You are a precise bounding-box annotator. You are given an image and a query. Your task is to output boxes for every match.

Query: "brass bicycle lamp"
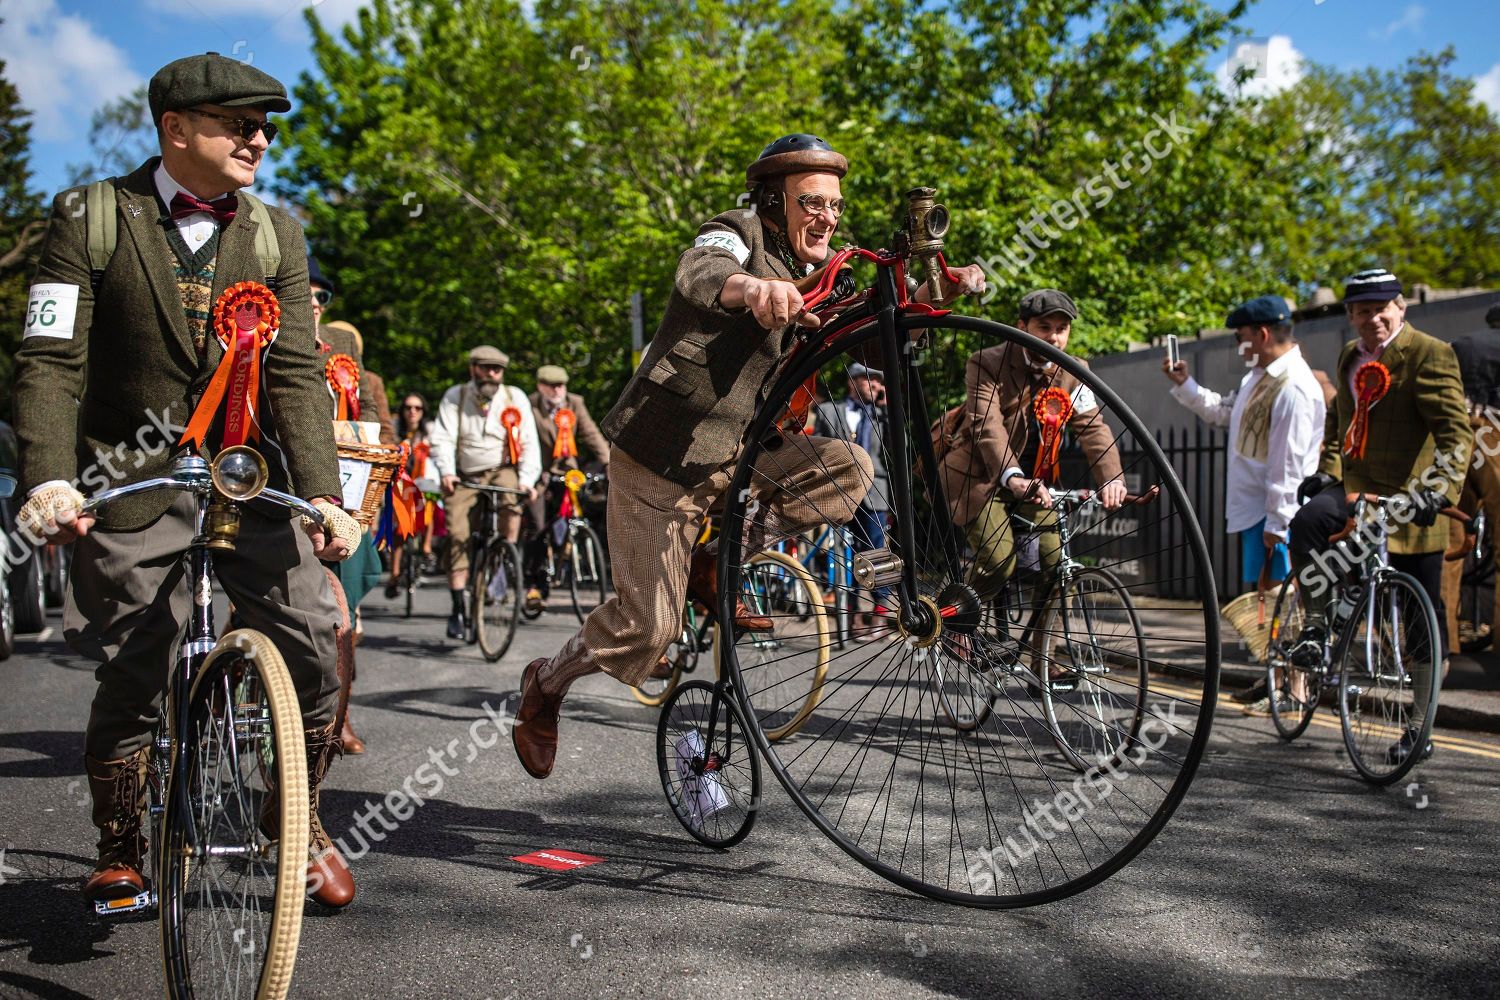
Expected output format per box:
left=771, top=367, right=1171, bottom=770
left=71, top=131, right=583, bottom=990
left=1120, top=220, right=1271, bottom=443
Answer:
left=205, top=446, right=269, bottom=551
left=905, top=186, right=953, bottom=303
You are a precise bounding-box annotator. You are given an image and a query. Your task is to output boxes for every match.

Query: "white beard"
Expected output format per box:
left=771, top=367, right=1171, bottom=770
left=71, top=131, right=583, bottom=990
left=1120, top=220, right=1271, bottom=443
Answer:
left=474, top=380, right=501, bottom=401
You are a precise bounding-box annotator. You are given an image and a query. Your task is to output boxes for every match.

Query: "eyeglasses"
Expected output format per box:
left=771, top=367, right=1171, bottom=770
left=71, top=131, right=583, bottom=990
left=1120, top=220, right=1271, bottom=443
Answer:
left=186, top=108, right=279, bottom=144
left=402, top=404, right=424, bottom=411
left=474, top=363, right=506, bottom=373
left=795, top=193, right=846, bottom=219
left=311, top=288, right=333, bottom=307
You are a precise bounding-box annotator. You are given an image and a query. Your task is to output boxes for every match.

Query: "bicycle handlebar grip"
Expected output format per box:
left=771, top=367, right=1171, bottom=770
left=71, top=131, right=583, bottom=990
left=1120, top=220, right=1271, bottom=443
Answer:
left=1123, top=485, right=1161, bottom=506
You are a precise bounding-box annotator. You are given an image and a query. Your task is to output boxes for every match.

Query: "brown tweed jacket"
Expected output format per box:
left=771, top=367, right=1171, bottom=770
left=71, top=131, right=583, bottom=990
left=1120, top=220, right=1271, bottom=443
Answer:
left=14, top=158, right=340, bottom=529
left=939, top=342, right=1123, bottom=527
left=529, top=390, right=610, bottom=473
left=601, top=208, right=814, bottom=487
left=1317, top=323, right=1470, bottom=554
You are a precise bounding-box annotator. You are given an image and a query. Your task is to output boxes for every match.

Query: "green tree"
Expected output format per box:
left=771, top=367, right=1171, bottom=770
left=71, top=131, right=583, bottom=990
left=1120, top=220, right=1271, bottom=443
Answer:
left=0, top=47, right=45, bottom=417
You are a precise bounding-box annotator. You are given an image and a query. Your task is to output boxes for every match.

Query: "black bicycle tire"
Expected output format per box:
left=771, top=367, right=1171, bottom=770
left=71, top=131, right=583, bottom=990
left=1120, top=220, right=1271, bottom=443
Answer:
left=1037, top=566, right=1149, bottom=771
left=1337, top=570, right=1442, bottom=785
left=656, top=680, right=761, bottom=849
left=1266, top=575, right=1318, bottom=741
left=12, top=546, right=45, bottom=633
left=720, top=311, right=1221, bottom=908
left=402, top=538, right=417, bottom=619
left=567, top=521, right=608, bottom=625
left=476, top=541, right=524, bottom=662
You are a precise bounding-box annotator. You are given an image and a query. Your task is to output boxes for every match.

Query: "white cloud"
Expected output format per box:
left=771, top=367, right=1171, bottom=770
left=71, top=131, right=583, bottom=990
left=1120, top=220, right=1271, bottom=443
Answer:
left=1371, top=4, right=1425, bottom=40
left=1475, top=63, right=1500, bottom=118
left=0, top=0, right=141, bottom=142
left=1215, top=35, right=1305, bottom=100
left=141, top=0, right=368, bottom=42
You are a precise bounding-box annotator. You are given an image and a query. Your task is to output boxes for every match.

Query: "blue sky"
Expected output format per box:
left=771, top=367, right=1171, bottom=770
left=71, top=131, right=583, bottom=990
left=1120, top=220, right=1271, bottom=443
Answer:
left=4, top=0, right=1498, bottom=200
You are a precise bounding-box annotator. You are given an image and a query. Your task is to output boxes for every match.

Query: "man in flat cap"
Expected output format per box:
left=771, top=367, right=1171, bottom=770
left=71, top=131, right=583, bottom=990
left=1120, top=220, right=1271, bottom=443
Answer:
left=1163, top=294, right=1326, bottom=706
left=1286, top=268, right=1470, bottom=763
left=524, top=364, right=610, bottom=612
left=936, top=290, right=1126, bottom=669
left=14, top=53, right=360, bottom=909
left=429, top=345, right=541, bottom=638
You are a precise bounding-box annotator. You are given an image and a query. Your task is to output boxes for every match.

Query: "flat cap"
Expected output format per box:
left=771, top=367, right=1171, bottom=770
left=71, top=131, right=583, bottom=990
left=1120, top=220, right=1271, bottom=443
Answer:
left=1018, top=288, right=1078, bottom=321
left=469, top=345, right=509, bottom=366
left=847, top=362, right=884, bottom=379
left=536, top=365, right=569, bottom=385
left=307, top=255, right=334, bottom=292
left=1342, top=268, right=1403, bottom=304
left=149, top=53, right=290, bottom=124
left=1225, top=294, right=1292, bottom=329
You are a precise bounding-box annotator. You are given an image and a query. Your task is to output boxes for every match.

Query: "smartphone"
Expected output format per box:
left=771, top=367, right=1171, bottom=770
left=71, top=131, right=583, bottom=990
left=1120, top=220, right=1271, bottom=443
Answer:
left=1166, top=334, right=1181, bottom=369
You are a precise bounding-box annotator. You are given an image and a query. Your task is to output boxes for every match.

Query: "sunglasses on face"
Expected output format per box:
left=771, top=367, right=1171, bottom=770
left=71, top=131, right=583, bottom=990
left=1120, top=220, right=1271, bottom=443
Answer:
left=403, top=404, right=424, bottom=411
left=474, top=364, right=506, bottom=374
left=795, top=193, right=846, bottom=218
left=311, top=288, right=333, bottom=307
left=186, top=108, right=279, bottom=144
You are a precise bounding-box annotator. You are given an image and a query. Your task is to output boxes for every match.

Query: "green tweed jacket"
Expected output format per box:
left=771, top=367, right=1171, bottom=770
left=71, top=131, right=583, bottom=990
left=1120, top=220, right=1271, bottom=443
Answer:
left=601, top=208, right=813, bottom=487
left=13, top=158, right=341, bottom=530
left=1317, top=323, right=1470, bottom=554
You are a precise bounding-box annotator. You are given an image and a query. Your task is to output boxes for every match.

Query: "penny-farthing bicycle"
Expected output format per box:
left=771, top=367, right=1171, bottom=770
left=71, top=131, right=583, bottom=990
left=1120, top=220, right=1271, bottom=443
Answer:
left=658, top=187, right=1220, bottom=907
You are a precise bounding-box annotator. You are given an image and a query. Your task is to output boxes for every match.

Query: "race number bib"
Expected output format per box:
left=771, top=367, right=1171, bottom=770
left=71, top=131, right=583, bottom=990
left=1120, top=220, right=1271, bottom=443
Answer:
left=24, top=283, right=80, bottom=339
left=338, top=458, right=372, bottom=512
left=1071, top=383, right=1098, bottom=414
left=694, top=229, right=750, bottom=265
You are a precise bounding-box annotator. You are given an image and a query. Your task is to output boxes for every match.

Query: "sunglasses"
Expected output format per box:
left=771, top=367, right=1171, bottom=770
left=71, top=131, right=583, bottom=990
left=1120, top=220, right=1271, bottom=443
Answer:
left=186, top=108, right=279, bottom=144
left=311, top=288, right=333, bottom=307
left=795, top=193, right=846, bottom=218
left=402, top=404, right=425, bottom=411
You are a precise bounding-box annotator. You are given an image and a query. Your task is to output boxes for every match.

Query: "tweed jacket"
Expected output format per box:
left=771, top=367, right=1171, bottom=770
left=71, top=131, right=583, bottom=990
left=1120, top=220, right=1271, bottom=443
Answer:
left=529, top=390, right=610, bottom=474
left=1317, top=323, right=1470, bottom=554
left=814, top=397, right=890, bottom=512
left=938, top=342, right=1123, bottom=527
left=14, top=158, right=340, bottom=530
left=601, top=208, right=816, bottom=486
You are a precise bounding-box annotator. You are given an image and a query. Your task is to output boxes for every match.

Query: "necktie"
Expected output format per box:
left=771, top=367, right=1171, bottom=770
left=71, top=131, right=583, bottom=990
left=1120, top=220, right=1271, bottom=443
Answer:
left=169, top=191, right=237, bottom=226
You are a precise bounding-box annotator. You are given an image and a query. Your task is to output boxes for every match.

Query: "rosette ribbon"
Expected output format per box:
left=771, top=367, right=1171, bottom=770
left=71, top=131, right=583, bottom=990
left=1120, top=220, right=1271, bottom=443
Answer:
left=780, top=375, right=819, bottom=435
left=325, top=354, right=362, bottom=421
left=1031, top=386, right=1073, bottom=484
left=180, top=282, right=280, bottom=448
left=552, top=408, right=578, bottom=460
left=410, top=439, right=431, bottom=479
left=375, top=442, right=424, bottom=551
left=500, top=406, right=523, bottom=466
left=1343, top=360, right=1390, bottom=460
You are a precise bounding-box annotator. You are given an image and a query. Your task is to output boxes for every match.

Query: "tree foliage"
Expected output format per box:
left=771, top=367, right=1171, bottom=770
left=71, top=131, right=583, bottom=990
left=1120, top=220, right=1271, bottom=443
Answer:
left=0, top=44, right=44, bottom=416
left=65, top=85, right=156, bottom=186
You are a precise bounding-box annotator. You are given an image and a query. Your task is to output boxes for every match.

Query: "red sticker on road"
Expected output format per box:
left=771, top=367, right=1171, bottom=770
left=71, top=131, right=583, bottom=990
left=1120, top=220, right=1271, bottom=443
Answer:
left=512, top=849, right=605, bottom=872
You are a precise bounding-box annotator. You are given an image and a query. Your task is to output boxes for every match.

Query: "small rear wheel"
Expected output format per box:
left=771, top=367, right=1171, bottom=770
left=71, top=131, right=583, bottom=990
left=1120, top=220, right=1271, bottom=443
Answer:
left=657, top=680, right=761, bottom=849
left=475, top=542, right=524, bottom=662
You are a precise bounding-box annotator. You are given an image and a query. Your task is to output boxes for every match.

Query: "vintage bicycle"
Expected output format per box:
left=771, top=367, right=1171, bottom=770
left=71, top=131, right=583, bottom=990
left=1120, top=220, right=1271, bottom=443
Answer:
left=1265, top=492, right=1471, bottom=784
left=657, top=186, right=1220, bottom=907
left=519, top=469, right=609, bottom=625
left=458, top=479, right=527, bottom=662
left=76, top=447, right=319, bottom=999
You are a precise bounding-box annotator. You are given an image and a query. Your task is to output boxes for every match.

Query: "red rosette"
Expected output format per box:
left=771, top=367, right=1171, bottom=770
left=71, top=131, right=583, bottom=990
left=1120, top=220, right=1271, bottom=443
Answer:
left=325, top=353, right=362, bottom=421
left=553, top=407, right=578, bottom=460
left=500, top=406, right=523, bottom=466
left=1031, top=386, right=1073, bottom=484
left=1343, top=360, right=1391, bottom=460
left=180, top=281, right=280, bottom=448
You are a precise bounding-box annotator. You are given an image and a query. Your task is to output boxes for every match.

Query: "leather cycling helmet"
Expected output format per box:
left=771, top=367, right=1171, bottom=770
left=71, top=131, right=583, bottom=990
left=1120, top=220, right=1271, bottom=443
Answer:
left=746, top=133, right=847, bottom=231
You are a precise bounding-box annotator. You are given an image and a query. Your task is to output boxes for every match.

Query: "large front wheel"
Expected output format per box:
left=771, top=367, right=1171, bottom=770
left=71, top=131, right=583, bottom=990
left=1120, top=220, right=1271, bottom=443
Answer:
left=159, top=629, right=308, bottom=1000
left=720, top=312, right=1219, bottom=907
left=475, top=541, right=524, bottom=662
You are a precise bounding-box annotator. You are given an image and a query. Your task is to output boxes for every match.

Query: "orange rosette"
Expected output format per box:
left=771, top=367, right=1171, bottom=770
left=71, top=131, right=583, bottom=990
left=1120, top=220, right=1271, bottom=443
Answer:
left=779, top=375, right=819, bottom=435
left=500, top=406, right=524, bottom=466
left=1031, top=386, right=1073, bottom=484
left=1343, top=360, right=1390, bottom=460
left=180, top=281, right=280, bottom=448
left=552, top=408, right=578, bottom=460
left=325, top=354, right=362, bottom=421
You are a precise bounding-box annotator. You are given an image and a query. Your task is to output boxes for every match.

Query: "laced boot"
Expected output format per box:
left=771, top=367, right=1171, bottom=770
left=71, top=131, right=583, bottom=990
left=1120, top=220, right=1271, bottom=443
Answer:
left=82, top=748, right=150, bottom=904
left=304, top=722, right=355, bottom=908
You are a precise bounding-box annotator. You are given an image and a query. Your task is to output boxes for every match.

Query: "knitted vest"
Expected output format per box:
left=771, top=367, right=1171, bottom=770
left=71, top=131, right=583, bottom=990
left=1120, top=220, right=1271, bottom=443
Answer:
left=162, top=226, right=219, bottom=356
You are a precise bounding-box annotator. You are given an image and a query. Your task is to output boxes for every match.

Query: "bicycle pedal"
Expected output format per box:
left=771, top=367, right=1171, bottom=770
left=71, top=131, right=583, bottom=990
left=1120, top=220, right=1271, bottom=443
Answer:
left=94, top=888, right=155, bottom=917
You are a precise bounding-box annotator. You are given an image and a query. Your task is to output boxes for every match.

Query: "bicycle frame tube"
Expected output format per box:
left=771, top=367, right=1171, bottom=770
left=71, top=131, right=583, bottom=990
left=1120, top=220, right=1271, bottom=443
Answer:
left=168, top=492, right=219, bottom=849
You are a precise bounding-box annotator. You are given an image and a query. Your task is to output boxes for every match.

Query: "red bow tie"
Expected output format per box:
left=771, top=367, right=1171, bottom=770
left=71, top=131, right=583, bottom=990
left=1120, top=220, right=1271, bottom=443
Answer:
left=169, top=191, right=237, bottom=225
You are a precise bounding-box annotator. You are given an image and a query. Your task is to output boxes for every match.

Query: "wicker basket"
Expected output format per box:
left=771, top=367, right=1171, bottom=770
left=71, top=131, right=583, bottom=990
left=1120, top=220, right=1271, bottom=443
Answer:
left=336, top=441, right=402, bottom=527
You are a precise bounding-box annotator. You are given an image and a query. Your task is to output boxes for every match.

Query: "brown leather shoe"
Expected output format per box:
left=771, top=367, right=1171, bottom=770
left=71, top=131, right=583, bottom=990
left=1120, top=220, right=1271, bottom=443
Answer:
left=339, top=712, right=366, bottom=755
left=649, top=655, right=676, bottom=680
left=686, top=546, right=773, bottom=632
left=513, top=659, right=564, bottom=779
left=82, top=749, right=150, bottom=904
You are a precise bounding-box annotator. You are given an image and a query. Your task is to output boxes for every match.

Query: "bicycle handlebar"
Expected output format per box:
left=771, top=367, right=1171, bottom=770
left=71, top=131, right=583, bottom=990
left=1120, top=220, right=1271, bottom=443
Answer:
left=1327, top=491, right=1473, bottom=561
left=83, top=474, right=328, bottom=530
left=459, top=481, right=530, bottom=496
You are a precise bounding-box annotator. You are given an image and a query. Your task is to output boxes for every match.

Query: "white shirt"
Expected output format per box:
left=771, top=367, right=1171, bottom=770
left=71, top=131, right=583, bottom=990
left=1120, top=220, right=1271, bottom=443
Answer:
left=153, top=162, right=231, bottom=253
left=1170, top=345, right=1326, bottom=537
left=428, top=381, right=541, bottom=488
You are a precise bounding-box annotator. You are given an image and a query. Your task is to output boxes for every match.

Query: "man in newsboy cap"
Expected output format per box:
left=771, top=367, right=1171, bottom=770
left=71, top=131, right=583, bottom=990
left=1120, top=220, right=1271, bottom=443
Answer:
left=13, top=53, right=360, bottom=909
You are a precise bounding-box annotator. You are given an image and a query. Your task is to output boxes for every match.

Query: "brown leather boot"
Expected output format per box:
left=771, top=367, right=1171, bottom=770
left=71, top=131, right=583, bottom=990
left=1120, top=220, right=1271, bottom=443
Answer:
left=304, top=722, right=355, bottom=908
left=339, top=711, right=366, bottom=756
left=512, top=659, right=564, bottom=779
left=82, top=749, right=150, bottom=904
left=686, top=546, right=773, bottom=632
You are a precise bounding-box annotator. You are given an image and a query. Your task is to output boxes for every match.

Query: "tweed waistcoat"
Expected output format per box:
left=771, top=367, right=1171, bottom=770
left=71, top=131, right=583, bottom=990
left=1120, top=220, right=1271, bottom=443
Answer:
left=161, top=226, right=218, bottom=356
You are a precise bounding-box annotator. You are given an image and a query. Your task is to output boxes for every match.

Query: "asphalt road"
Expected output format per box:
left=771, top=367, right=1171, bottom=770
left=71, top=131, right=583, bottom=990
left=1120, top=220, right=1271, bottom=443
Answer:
left=3, top=581, right=1499, bottom=1000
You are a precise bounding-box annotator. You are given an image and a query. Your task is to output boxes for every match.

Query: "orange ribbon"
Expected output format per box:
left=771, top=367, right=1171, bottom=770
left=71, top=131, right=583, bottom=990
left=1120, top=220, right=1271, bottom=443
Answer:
left=500, top=406, right=523, bottom=465
left=780, top=375, right=819, bottom=434
left=1343, top=360, right=1390, bottom=459
left=325, top=354, right=361, bottom=421
left=410, top=439, right=431, bottom=478
left=180, top=282, right=279, bottom=449
left=1032, top=386, right=1073, bottom=484
left=553, top=408, right=578, bottom=460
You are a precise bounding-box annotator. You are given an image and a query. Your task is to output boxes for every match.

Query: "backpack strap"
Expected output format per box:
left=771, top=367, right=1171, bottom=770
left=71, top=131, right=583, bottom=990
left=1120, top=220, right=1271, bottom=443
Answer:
left=84, top=180, right=117, bottom=293
left=236, top=191, right=283, bottom=288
